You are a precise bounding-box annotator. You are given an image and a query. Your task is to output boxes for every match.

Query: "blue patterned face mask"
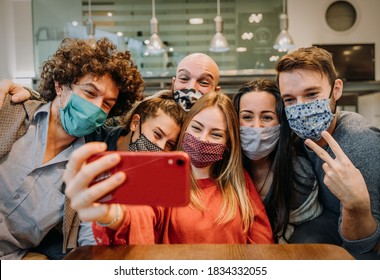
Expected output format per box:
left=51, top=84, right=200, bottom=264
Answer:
left=60, top=90, right=108, bottom=137
left=285, top=99, right=334, bottom=141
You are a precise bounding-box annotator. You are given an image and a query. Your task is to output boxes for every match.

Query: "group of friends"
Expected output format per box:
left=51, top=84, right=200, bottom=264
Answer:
left=0, top=37, right=379, bottom=260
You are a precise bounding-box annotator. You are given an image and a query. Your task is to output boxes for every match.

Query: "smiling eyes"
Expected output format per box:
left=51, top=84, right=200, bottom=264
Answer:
left=177, top=76, right=213, bottom=87
left=81, top=89, right=113, bottom=110
left=190, top=124, right=224, bottom=140
left=283, top=91, right=320, bottom=106
left=241, top=114, right=275, bottom=122
left=152, top=130, right=176, bottom=150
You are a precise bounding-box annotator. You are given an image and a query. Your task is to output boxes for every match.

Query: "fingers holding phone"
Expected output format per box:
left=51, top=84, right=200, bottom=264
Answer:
left=87, top=151, right=191, bottom=207
left=64, top=142, right=127, bottom=222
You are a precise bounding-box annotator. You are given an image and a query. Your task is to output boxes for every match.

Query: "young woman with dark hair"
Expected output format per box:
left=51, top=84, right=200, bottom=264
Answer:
left=232, top=78, right=322, bottom=243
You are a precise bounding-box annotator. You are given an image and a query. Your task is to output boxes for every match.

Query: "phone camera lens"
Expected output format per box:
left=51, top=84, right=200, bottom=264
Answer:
left=176, top=159, right=185, bottom=166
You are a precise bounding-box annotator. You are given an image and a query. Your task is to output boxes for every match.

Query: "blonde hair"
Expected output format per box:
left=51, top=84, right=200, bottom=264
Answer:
left=177, top=92, right=254, bottom=231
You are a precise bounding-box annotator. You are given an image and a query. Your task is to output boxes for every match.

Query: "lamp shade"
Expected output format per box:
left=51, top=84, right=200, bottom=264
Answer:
left=209, top=14, right=229, bottom=52
left=273, top=0, right=295, bottom=53
left=209, top=32, right=229, bottom=52
left=273, top=28, right=295, bottom=52
left=146, top=1, right=165, bottom=55
left=147, top=33, right=165, bottom=54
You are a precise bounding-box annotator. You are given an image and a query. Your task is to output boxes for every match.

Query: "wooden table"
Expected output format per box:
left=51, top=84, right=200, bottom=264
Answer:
left=64, top=244, right=354, bottom=260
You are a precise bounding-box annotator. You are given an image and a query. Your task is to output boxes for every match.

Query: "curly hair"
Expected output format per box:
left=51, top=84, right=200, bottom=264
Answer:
left=38, top=37, right=144, bottom=117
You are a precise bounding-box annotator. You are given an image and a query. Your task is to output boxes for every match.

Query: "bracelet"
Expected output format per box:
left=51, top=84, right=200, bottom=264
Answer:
left=96, top=204, right=121, bottom=227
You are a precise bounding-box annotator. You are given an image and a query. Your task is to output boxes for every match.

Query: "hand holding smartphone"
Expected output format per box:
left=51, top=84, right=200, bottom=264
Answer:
left=87, top=151, right=191, bottom=207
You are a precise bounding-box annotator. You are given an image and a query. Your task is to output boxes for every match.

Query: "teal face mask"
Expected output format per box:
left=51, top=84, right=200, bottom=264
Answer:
left=59, top=93, right=108, bottom=137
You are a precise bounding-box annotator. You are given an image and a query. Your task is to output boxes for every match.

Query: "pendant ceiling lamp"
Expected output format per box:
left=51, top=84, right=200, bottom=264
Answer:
left=273, top=0, right=295, bottom=53
left=86, top=0, right=96, bottom=47
left=147, top=0, right=165, bottom=54
left=209, top=0, right=229, bottom=52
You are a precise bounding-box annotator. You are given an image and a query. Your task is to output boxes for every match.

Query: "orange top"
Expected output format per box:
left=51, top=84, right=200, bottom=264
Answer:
left=93, top=172, right=273, bottom=245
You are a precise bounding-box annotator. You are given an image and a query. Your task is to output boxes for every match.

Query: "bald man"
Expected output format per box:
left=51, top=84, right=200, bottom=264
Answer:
left=173, top=53, right=220, bottom=93
left=152, top=53, right=221, bottom=111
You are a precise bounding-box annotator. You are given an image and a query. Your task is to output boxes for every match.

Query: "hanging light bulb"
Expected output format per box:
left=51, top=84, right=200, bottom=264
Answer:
left=86, top=0, right=96, bottom=47
left=209, top=0, right=229, bottom=52
left=273, top=0, right=295, bottom=53
left=146, top=0, right=165, bottom=55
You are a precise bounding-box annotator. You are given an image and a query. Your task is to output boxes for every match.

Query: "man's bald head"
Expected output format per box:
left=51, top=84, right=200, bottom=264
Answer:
left=173, top=53, right=220, bottom=94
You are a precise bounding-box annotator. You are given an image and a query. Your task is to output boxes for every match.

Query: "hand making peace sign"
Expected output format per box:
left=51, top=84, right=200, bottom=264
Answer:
left=304, top=131, right=371, bottom=211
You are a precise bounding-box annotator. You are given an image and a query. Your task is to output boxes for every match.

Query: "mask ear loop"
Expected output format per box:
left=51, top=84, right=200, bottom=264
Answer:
left=129, top=116, right=141, bottom=145
left=139, top=119, right=143, bottom=136
left=59, top=85, right=72, bottom=110
left=329, top=81, right=338, bottom=114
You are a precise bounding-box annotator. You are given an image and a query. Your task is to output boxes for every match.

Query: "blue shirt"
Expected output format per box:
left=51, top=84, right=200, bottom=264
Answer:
left=0, top=102, right=89, bottom=259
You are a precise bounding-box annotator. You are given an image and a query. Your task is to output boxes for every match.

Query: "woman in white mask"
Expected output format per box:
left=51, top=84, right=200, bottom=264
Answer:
left=232, top=79, right=322, bottom=243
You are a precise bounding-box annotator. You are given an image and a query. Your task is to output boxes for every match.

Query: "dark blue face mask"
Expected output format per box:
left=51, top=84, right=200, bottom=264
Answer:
left=59, top=92, right=107, bottom=137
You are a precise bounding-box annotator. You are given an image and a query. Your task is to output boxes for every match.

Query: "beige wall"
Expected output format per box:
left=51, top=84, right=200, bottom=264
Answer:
left=358, top=93, right=380, bottom=127
left=0, top=0, right=80, bottom=87
left=288, top=0, right=380, bottom=126
left=0, top=0, right=34, bottom=86
left=289, top=0, right=380, bottom=81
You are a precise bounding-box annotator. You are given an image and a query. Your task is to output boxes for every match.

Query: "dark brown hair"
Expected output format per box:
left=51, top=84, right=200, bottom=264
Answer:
left=275, top=46, right=337, bottom=87
left=123, top=93, right=186, bottom=134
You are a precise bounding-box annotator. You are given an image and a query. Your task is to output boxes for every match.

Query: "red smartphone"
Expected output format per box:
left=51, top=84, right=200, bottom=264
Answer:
left=87, top=151, right=191, bottom=207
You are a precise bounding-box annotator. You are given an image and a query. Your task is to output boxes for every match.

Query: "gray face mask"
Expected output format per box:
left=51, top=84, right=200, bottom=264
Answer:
left=240, top=124, right=280, bottom=160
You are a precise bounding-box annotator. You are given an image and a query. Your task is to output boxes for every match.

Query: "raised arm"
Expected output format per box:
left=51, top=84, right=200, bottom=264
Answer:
left=0, top=79, right=33, bottom=106
left=304, top=131, right=377, bottom=241
left=63, top=142, right=126, bottom=231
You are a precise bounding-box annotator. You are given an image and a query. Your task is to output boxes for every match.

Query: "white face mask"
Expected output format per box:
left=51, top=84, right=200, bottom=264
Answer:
left=240, top=124, right=280, bottom=160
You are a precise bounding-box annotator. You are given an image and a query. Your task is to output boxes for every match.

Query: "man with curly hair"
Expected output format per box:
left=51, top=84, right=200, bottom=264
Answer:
left=0, top=38, right=144, bottom=259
